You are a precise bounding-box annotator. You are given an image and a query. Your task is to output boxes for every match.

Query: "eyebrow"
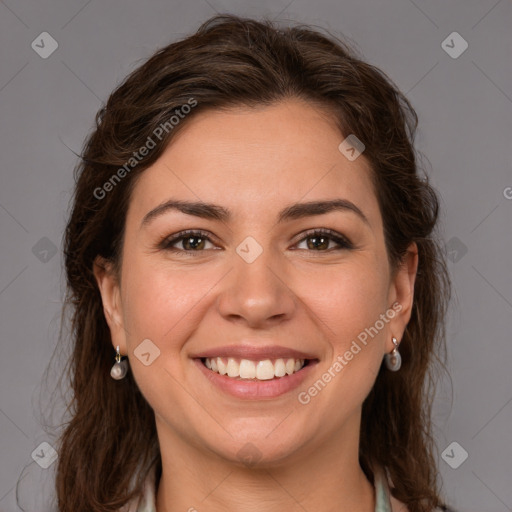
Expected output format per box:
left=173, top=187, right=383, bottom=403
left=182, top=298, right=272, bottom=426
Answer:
left=140, top=198, right=370, bottom=228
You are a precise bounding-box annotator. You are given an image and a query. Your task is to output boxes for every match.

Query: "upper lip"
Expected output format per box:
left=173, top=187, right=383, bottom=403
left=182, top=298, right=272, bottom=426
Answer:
left=191, top=345, right=318, bottom=360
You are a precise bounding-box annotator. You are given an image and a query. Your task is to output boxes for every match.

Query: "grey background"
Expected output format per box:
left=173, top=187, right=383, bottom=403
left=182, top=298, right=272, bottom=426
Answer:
left=0, top=0, right=511, bottom=511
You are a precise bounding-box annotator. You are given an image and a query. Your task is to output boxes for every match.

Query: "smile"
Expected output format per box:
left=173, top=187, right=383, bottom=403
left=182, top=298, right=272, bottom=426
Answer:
left=202, top=357, right=308, bottom=380
left=194, top=357, right=318, bottom=399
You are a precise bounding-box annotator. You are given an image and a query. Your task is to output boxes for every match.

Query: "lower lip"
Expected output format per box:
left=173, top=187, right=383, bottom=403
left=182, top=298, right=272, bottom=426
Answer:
left=193, top=358, right=318, bottom=399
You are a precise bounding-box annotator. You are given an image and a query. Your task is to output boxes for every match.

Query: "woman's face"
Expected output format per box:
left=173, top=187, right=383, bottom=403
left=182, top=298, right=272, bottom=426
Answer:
left=95, top=98, right=417, bottom=467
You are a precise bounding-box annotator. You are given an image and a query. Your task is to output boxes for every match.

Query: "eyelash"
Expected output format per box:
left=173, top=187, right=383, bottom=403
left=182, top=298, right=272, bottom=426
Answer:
left=158, top=228, right=354, bottom=256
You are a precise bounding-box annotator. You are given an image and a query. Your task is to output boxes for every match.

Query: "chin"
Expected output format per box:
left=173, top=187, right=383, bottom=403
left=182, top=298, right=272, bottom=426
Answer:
left=206, top=429, right=309, bottom=469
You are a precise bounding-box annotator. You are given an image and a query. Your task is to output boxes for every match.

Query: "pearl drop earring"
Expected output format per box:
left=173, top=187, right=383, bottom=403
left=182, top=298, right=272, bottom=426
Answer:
left=110, top=345, right=129, bottom=380
left=385, top=337, right=401, bottom=372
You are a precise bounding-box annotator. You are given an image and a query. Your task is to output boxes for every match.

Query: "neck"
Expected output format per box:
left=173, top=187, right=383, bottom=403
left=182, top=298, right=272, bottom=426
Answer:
left=155, top=415, right=376, bottom=512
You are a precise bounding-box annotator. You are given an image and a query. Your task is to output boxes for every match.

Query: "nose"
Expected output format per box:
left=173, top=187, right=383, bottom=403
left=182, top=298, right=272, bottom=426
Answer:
left=216, top=243, right=297, bottom=329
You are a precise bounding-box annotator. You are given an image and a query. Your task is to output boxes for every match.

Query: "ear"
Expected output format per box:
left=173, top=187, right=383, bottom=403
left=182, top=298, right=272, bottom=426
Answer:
left=386, top=242, right=419, bottom=353
left=93, top=255, right=128, bottom=355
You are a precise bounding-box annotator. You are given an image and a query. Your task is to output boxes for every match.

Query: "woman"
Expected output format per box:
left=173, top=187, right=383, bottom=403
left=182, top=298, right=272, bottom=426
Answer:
left=55, top=13, right=453, bottom=512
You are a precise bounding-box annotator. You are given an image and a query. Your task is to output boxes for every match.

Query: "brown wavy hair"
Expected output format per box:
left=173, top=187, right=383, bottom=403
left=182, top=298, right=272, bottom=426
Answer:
left=38, top=13, right=452, bottom=512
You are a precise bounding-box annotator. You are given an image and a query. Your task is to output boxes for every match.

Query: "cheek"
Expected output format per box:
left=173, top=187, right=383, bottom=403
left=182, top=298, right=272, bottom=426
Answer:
left=317, top=259, right=389, bottom=339
left=118, top=258, right=208, bottom=413
left=118, top=255, right=227, bottom=402
left=319, top=261, right=389, bottom=388
left=120, top=253, right=211, bottom=342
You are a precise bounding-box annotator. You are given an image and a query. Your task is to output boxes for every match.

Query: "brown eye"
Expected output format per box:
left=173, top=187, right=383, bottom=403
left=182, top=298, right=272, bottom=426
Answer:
left=180, top=235, right=207, bottom=250
left=295, top=229, right=353, bottom=251
left=159, top=230, right=216, bottom=253
left=306, top=235, right=330, bottom=250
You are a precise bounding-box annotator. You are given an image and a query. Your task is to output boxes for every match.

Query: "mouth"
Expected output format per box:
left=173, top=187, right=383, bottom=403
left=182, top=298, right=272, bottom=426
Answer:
left=199, top=356, right=315, bottom=381
left=193, top=356, right=319, bottom=399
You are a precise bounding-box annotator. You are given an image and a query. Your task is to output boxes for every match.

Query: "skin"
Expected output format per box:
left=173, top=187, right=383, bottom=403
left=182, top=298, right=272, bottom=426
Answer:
left=94, top=98, right=417, bottom=512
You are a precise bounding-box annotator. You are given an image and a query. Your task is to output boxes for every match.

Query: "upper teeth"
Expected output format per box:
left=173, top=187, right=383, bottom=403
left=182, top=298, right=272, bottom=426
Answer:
left=204, top=357, right=305, bottom=380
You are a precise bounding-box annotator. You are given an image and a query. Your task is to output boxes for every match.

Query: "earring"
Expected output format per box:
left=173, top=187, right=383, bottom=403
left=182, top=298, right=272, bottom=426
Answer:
left=385, top=337, right=401, bottom=371
left=110, top=345, right=129, bottom=380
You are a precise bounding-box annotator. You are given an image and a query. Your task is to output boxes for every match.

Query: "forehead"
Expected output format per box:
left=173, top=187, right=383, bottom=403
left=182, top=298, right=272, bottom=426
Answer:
left=127, top=99, right=381, bottom=229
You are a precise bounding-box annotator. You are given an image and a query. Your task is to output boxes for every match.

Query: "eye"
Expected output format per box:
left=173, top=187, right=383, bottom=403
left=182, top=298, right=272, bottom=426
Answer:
left=293, top=228, right=353, bottom=251
left=159, top=230, right=217, bottom=253
left=158, top=228, right=353, bottom=255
